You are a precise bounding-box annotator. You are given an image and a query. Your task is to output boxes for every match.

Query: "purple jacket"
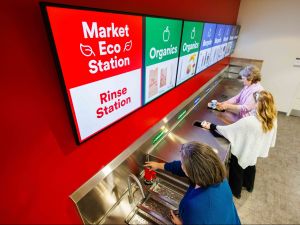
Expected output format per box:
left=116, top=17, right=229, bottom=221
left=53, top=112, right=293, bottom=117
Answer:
left=225, top=82, right=264, bottom=118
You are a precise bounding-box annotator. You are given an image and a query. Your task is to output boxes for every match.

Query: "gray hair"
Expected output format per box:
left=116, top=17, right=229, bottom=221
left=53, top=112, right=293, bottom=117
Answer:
left=180, top=142, right=226, bottom=187
left=239, top=65, right=261, bottom=84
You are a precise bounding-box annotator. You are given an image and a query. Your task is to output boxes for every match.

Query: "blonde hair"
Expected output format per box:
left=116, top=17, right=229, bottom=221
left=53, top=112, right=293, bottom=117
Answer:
left=256, top=90, right=277, bottom=132
left=180, top=142, right=226, bottom=187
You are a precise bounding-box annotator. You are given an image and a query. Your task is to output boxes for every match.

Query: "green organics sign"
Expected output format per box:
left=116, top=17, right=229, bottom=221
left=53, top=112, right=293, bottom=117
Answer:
left=180, top=21, right=203, bottom=57
left=145, top=17, right=182, bottom=66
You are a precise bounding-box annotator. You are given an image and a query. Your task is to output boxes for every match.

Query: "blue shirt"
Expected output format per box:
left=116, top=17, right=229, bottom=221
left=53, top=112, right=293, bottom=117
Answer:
left=165, top=161, right=241, bottom=224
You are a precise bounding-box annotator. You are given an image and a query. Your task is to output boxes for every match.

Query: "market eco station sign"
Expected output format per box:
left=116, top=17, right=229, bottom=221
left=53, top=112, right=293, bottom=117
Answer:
left=43, top=5, right=142, bottom=142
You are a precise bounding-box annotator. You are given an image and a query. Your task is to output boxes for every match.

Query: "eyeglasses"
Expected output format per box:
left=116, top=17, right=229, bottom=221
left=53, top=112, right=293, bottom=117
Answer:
left=253, top=92, right=260, bottom=102
left=180, top=144, right=185, bottom=153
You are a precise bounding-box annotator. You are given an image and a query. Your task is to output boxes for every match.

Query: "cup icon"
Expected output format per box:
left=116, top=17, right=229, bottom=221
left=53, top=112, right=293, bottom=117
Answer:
left=211, top=100, right=217, bottom=109
left=163, top=26, right=170, bottom=42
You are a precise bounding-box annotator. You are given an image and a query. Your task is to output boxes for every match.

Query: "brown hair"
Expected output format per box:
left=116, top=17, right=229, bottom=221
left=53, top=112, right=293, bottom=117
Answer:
left=256, top=90, right=277, bottom=132
left=243, top=65, right=261, bottom=84
left=180, top=142, right=226, bottom=187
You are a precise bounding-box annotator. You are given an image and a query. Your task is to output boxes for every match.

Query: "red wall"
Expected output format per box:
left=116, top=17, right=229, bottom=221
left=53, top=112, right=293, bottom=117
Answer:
left=1, top=0, right=240, bottom=223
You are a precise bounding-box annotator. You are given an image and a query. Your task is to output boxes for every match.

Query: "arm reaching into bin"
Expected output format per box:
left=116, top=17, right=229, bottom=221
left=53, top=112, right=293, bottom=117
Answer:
left=145, top=161, right=186, bottom=177
left=144, top=161, right=165, bottom=170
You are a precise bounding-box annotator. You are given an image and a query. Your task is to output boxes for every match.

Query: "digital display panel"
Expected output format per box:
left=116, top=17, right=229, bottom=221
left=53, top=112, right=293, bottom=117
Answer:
left=210, top=24, right=225, bottom=65
left=176, top=21, right=203, bottom=86
left=219, top=25, right=232, bottom=59
left=225, top=25, right=236, bottom=57
left=230, top=25, right=241, bottom=54
left=42, top=3, right=240, bottom=143
left=42, top=5, right=143, bottom=142
left=234, top=25, right=241, bottom=40
left=144, top=17, right=182, bottom=104
left=195, top=23, right=217, bottom=73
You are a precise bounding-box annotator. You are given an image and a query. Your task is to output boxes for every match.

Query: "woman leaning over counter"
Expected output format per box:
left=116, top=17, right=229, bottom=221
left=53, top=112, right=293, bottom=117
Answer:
left=216, top=65, right=264, bottom=118
left=202, top=90, right=277, bottom=198
left=145, top=141, right=241, bottom=225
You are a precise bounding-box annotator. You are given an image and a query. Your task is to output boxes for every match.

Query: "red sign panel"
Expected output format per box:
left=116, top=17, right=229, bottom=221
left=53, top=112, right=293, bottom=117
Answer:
left=43, top=5, right=143, bottom=143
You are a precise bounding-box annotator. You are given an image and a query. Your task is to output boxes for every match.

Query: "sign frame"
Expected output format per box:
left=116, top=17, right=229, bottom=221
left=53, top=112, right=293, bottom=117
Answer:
left=40, top=2, right=240, bottom=144
left=40, top=2, right=145, bottom=144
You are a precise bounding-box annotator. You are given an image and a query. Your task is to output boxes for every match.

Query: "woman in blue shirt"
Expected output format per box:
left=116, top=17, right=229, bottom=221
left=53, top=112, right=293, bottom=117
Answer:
left=145, top=141, right=241, bottom=225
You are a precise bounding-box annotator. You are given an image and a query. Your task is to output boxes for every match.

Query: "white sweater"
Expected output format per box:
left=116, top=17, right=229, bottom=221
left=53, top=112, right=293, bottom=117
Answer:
left=217, top=115, right=277, bottom=169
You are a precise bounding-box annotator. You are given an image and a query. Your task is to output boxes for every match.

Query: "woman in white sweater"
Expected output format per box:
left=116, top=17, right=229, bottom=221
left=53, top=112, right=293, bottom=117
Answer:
left=201, top=90, right=277, bottom=198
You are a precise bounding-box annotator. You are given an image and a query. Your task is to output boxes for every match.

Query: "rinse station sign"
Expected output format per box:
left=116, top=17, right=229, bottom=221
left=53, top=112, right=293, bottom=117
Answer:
left=43, top=5, right=143, bottom=142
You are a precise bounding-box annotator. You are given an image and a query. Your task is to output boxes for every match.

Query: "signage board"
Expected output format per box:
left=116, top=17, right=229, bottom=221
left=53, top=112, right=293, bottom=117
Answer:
left=143, top=17, right=182, bottom=104
left=219, top=25, right=232, bottom=59
left=42, top=5, right=143, bottom=142
left=225, top=25, right=236, bottom=57
left=229, top=25, right=241, bottom=54
left=210, top=24, right=225, bottom=65
left=42, top=3, right=241, bottom=143
left=176, top=21, right=203, bottom=85
left=234, top=25, right=241, bottom=40
left=195, top=23, right=217, bottom=73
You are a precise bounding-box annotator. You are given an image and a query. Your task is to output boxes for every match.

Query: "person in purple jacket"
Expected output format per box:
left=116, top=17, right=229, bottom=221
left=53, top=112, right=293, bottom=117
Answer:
left=145, top=141, right=241, bottom=225
left=217, top=65, right=264, bottom=118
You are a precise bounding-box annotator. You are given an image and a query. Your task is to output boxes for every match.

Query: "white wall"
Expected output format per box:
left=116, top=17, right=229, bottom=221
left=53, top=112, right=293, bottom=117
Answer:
left=233, top=0, right=300, bottom=113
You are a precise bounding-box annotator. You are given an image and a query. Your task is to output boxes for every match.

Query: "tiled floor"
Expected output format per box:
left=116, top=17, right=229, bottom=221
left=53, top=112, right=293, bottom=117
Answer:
left=234, top=113, right=300, bottom=224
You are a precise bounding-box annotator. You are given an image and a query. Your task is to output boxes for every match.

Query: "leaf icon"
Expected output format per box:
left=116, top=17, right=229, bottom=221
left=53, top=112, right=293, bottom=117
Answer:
left=80, top=43, right=95, bottom=57
left=123, top=40, right=132, bottom=52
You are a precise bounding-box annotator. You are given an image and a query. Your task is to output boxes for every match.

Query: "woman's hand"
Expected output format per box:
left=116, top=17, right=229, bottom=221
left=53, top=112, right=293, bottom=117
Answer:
left=170, top=210, right=182, bottom=225
left=144, top=161, right=165, bottom=170
left=217, top=102, right=227, bottom=110
left=201, top=120, right=211, bottom=130
left=218, top=102, right=241, bottom=114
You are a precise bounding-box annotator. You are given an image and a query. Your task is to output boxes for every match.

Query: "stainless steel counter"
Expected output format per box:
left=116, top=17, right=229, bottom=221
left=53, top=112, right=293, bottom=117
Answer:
left=71, top=75, right=244, bottom=225
left=149, top=78, right=243, bottom=163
